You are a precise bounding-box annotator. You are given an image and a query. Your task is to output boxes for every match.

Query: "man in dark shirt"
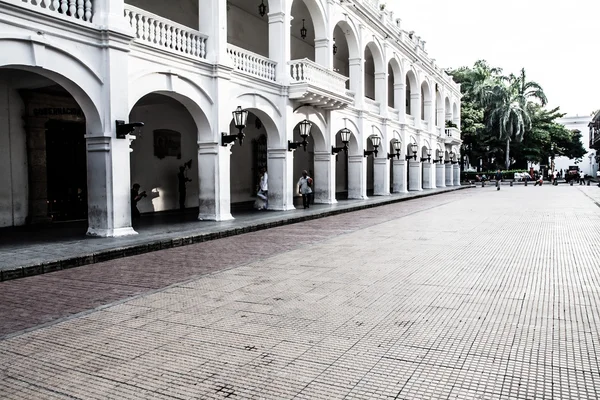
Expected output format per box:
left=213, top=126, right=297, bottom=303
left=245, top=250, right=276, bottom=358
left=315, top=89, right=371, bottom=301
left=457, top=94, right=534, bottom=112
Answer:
left=495, top=169, right=502, bottom=191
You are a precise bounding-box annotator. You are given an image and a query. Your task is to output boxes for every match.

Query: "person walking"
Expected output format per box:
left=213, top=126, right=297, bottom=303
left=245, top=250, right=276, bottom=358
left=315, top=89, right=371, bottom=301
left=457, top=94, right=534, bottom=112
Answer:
left=552, top=170, right=558, bottom=186
left=495, top=169, right=502, bottom=191
left=297, top=170, right=313, bottom=209
left=579, top=170, right=585, bottom=185
left=258, top=167, right=268, bottom=210
left=177, top=166, right=192, bottom=210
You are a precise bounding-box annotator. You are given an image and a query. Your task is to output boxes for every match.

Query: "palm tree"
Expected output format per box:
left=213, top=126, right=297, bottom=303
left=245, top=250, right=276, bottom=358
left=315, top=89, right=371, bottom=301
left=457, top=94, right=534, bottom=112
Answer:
left=508, top=68, right=547, bottom=108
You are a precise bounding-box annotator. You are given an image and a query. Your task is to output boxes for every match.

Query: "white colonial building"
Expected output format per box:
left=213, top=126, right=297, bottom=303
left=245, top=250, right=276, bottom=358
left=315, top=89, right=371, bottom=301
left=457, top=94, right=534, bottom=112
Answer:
left=0, top=0, right=462, bottom=236
left=555, top=115, right=598, bottom=177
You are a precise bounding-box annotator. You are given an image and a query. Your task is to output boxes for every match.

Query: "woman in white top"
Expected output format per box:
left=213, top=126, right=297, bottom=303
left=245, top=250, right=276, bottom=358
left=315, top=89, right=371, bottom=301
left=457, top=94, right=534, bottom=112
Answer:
left=297, top=170, right=313, bottom=209
left=579, top=170, right=585, bottom=185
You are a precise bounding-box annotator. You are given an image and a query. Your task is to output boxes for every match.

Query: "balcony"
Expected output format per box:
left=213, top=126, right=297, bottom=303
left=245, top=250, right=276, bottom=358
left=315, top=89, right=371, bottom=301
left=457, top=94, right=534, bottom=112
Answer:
left=388, top=107, right=400, bottom=120
left=227, top=44, right=277, bottom=82
left=365, top=98, right=380, bottom=114
left=4, top=0, right=94, bottom=23
left=125, top=5, right=207, bottom=60
left=288, top=59, right=354, bottom=110
left=445, top=127, right=462, bottom=144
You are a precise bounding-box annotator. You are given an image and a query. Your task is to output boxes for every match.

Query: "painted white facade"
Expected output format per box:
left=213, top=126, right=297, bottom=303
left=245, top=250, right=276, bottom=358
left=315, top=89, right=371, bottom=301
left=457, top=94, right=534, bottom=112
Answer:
left=0, top=0, right=462, bottom=235
left=556, top=115, right=598, bottom=177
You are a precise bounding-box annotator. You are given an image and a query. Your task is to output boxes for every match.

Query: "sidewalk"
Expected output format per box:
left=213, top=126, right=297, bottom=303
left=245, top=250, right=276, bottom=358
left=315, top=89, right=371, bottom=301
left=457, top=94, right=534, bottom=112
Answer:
left=0, top=186, right=469, bottom=281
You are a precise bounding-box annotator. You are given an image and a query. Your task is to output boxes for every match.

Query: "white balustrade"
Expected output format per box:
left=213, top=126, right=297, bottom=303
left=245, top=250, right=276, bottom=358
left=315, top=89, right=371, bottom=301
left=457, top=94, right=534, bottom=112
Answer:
left=227, top=45, right=277, bottom=82
left=289, top=59, right=348, bottom=94
left=445, top=127, right=461, bottom=141
left=388, top=107, right=400, bottom=119
left=125, top=5, right=207, bottom=59
left=406, top=115, right=415, bottom=126
left=364, top=98, right=380, bottom=114
left=16, top=0, right=93, bottom=22
left=421, top=120, right=429, bottom=132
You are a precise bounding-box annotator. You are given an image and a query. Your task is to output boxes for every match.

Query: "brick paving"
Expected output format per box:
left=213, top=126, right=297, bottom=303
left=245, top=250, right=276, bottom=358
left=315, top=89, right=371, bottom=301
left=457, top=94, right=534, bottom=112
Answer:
left=1, top=185, right=600, bottom=399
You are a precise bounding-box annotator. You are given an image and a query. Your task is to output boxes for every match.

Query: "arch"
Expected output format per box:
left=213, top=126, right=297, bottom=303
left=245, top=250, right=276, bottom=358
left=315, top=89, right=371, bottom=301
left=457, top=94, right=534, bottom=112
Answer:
left=435, top=88, right=443, bottom=127
left=452, top=102, right=459, bottom=124
left=129, top=72, right=214, bottom=142
left=291, top=107, right=328, bottom=150
left=0, top=38, right=103, bottom=134
left=364, top=41, right=385, bottom=73
left=288, top=0, right=327, bottom=40
left=388, top=57, right=402, bottom=84
left=444, top=96, right=452, bottom=123
left=420, top=79, right=432, bottom=122
left=331, top=19, right=360, bottom=60
left=405, top=69, right=419, bottom=117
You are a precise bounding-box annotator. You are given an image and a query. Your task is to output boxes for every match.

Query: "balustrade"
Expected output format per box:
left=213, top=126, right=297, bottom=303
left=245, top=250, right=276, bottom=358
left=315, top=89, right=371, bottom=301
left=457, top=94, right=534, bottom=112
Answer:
left=125, top=5, right=207, bottom=59
left=227, top=45, right=277, bottom=82
left=406, top=115, right=415, bottom=126
left=289, top=59, right=348, bottom=91
left=16, top=0, right=93, bottom=22
left=388, top=107, right=400, bottom=119
left=364, top=98, right=380, bottom=114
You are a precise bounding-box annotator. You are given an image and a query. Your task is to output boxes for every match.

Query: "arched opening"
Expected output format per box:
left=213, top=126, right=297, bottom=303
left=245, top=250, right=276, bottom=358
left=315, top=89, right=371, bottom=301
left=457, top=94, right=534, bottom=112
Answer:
left=435, top=87, right=443, bottom=128
left=0, top=68, right=97, bottom=228
left=227, top=0, right=270, bottom=57
left=366, top=136, right=376, bottom=195
left=445, top=97, right=452, bottom=125
left=388, top=64, right=394, bottom=108
left=128, top=94, right=201, bottom=221
left=406, top=70, right=419, bottom=120
left=291, top=122, right=320, bottom=208
left=332, top=20, right=360, bottom=93
left=290, top=0, right=316, bottom=61
left=364, top=46, right=375, bottom=100
left=421, top=145, right=431, bottom=189
left=452, top=102, right=459, bottom=126
left=421, top=81, right=432, bottom=123
left=334, top=128, right=359, bottom=199
left=333, top=25, right=350, bottom=89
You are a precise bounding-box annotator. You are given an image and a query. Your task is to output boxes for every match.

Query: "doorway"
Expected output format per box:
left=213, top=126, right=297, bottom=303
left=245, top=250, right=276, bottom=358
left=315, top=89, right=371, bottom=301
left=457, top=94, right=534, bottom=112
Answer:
left=45, top=120, right=87, bottom=221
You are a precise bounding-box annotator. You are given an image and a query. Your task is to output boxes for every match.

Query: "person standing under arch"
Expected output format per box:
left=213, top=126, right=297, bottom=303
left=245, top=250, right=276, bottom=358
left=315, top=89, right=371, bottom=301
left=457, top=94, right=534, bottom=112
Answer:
left=297, top=170, right=313, bottom=209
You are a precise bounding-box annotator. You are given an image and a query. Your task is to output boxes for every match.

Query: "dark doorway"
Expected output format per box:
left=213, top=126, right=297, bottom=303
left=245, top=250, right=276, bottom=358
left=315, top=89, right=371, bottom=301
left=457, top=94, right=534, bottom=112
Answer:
left=45, top=120, right=87, bottom=221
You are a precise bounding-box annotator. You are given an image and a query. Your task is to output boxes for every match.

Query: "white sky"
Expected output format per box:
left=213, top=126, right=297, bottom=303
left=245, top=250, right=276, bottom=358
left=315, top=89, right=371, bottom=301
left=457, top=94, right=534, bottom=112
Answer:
left=388, top=0, right=600, bottom=117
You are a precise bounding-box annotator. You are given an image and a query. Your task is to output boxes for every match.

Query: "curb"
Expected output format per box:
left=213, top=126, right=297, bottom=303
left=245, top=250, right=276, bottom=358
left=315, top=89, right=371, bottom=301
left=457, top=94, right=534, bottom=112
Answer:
left=1, top=186, right=472, bottom=282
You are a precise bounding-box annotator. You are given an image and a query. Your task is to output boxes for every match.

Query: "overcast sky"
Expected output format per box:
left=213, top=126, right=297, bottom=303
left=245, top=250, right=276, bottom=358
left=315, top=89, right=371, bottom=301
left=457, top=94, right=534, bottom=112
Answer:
left=388, top=0, right=600, bottom=117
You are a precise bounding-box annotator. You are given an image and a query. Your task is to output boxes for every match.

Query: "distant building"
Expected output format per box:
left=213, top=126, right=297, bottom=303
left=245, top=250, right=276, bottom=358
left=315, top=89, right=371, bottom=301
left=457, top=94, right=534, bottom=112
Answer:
left=555, top=115, right=598, bottom=177
left=589, top=111, right=600, bottom=174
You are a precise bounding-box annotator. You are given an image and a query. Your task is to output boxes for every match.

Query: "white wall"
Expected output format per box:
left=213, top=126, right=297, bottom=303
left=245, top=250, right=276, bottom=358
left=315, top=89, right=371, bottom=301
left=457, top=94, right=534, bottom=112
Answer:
left=126, top=0, right=199, bottom=30
left=556, top=116, right=598, bottom=177
left=129, top=99, right=199, bottom=213
left=0, top=79, right=28, bottom=227
left=227, top=4, right=269, bottom=57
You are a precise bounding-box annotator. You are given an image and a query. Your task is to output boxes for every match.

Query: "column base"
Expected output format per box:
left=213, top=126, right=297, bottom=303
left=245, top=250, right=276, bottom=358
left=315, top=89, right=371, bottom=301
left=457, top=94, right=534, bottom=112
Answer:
left=86, top=226, right=138, bottom=238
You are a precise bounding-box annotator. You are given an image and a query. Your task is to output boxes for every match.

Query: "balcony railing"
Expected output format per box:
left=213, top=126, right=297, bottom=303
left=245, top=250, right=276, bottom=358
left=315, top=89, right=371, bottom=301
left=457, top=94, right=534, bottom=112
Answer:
left=227, top=44, right=277, bottom=82
left=289, top=59, right=348, bottom=91
left=364, top=98, right=380, bottom=114
left=445, top=127, right=461, bottom=141
left=421, top=120, right=429, bottom=132
left=125, top=5, right=207, bottom=59
left=11, top=0, right=93, bottom=22
left=405, top=115, right=415, bottom=126
left=388, top=107, right=400, bottom=120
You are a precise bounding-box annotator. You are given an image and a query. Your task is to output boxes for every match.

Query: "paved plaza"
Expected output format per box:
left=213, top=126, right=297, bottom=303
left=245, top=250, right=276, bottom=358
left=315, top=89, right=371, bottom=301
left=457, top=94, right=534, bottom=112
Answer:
left=1, top=185, right=600, bottom=399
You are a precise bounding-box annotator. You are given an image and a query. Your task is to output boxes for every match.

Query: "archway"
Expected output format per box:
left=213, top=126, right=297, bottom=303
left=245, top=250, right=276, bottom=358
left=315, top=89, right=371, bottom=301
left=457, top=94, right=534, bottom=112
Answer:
left=128, top=94, right=201, bottom=221
left=452, top=102, right=459, bottom=126
left=421, top=144, right=432, bottom=189
left=365, top=46, right=376, bottom=101
left=421, top=80, right=432, bottom=130
left=406, top=70, right=419, bottom=121
left=444, top=97, right=452, bottom=126
left=334, top=127, right=359, bottom=199
left=435, top=87, right=443, bottom=130
left=0, top=68, right=100, bottom=229
left=366, top=136, right=376, bottom=195
left=407, top=140, right=421, bottom=191
left=332, top=20, right=360, bottom=93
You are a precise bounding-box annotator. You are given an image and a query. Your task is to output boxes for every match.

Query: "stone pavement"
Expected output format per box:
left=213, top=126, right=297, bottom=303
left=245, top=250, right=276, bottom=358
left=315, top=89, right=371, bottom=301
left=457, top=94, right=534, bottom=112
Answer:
left=0, top=187, right=465, bottom=281
left=1, top=185, right=600, bottom=399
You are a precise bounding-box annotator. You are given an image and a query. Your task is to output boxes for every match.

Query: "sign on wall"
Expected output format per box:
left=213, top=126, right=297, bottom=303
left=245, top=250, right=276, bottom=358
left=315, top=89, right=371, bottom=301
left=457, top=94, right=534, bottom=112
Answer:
left=154, top=129, right=182, bottom=159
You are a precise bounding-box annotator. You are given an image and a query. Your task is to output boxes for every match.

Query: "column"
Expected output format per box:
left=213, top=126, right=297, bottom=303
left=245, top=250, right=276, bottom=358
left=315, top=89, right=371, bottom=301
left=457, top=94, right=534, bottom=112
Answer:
left=423, top=99, right=433, bottom=132
left=348, top=154, right=366, bottom=199
left=349, top=58, right=364, bottom=109
left=267, top=148, right=295, bottom=210
left=269, top=10, right=291, bottom=85
left=436, top=164, right=446, bottom=187
left=314, top=38, right=332, bottom=69
left=453, top=164, right=461, bottom=186
left=373, top=157, right=390, bottom=196
left=445, top=164, right=454, bottom=186
left=410, top=92, right=420, bottom=126
left=408, top=160, right=422, bottom=191
left=394, top=83, right=405, bottom=123
left=375, top=72, right=387, bottom=115
left=392, top=159, right=408, bottom=193
left=94, top=0, right=131, bottom=32
left=422, top=162, right=433, bottom=189
left=197, top=142, right=233, bottom=221
left=313, top=151, right=337, bottom=204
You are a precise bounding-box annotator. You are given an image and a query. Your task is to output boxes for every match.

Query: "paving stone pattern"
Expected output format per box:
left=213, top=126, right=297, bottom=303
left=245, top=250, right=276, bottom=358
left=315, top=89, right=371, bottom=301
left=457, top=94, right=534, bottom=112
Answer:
left=1, top=185, right=600, bottom=399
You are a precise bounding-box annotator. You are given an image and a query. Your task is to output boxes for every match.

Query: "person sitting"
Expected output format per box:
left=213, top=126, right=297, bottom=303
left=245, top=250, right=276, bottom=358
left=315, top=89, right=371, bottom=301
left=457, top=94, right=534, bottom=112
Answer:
left=131, top=183, right=147, bottom=220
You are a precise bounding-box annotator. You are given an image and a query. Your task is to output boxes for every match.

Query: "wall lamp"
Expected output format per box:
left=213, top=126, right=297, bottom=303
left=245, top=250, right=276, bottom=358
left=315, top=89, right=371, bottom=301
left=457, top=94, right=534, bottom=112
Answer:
left=388, top=139, right=402, bottom=160
left=222, top=106, right=249, bottom=146
left=445, top=151, right=455, bottom=164
left=116, top=120, right=144, bottom=139
left=433, top=152, right=444, bottom=163
left=364, top=135, right=381, bottom=158
left=288, top=119, right=312, bottom=152
left=420, top=148, right=432, bottom=163
left=405, top=142, right=418, bottom=161
left=332, top=127, right=351, bottom=155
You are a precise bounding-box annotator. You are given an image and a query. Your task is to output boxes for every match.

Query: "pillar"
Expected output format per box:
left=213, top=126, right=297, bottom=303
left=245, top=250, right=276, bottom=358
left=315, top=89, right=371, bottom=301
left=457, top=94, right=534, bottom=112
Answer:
left=422, top=162, right=433, bottom=189
left=423, top=99, right=433, bottom=131
left=198, top=142, right=233, bottom=221
left=375, top=72, right=387, bottom=115
left=394, top=83, right=405, bottom=122
left=267, top=148, right=294, bottom=210
left=408, top=160, right=422, bottom=191
left=445, top=164, right=454, bottom=186
left=269, top=10, right=291, bottom=85
left=436, top=164, right=446, bottom=187
left=410, top=92, right=420, bottom=125
left=348, top=154, right=366, bottom=199
left=314, top=38, right=332, bottom=69
left=392, top=159, right=408, bottom=193
left=313, top=151, right=337, bottom=204
left=373, top=157, right=390, bottom=195
left=453, top=164, right=461, bottom=186
left=198, top=0, right=228, bottom=63
left=349, top=58, right=364, bottom=109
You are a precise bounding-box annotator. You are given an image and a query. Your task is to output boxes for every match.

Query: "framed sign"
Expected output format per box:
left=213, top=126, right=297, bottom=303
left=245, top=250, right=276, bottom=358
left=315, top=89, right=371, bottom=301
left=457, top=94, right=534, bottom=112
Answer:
left=154, top=129, right=181, bottom=159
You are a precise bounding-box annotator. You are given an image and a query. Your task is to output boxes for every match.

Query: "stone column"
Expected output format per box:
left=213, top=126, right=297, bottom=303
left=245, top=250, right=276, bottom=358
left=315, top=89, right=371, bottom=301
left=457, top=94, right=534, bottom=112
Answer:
left=373, top=157, right=390, bottom=196
left=349, top=57, right=364, bottom=109
left=445, top=164, right=454, bottom=186
left=198, top=0, right=228, bottom=64
left=197, top=142, right=233, bottom=221
left=392, top=159, right=408, bottom=193
left=267, top=148, right=294, bottom=210
left=348, top=154, right=366, bottom=199
left=410, top=92, right=420, bottom=126
left=269, top=10, right=291, bottom=85
left=453, top=164, right=461, bottom=186
left=422, top=162, right=433, bottom=189
left=408, top=160, right=422, bottom=191
left=394, top=83, right=405, bottom=123
left=436, top=164, right=446, bottom=187
left=375, top=72, right=387, bottom=115
left=423, top=99, right=433, bottom=131
left=314, top=38, right=332, bottom=69
left=313, top=151, right=337, bottom=204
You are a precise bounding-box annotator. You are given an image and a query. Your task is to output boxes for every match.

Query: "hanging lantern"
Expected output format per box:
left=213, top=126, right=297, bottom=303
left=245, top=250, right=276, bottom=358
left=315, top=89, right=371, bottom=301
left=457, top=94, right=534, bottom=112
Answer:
left=333, top=38, right=338, bottom=55
left=300, top=19, right=307, bottom=39
left=258, top=0, right=267, bottom=17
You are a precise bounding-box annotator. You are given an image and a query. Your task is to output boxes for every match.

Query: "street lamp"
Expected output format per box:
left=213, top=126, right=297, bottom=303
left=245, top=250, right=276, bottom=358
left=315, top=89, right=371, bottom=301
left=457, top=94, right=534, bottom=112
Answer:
left=332, top=127, right=352, bottom=155
left=116, top=120, right=144, bottom=139
left=446, top=151, right=455, bottom=164
left=363, top=135, right=381, bottom=157
left=405, top=142, right=418, bottom=161
left=420, top=147, right=432, bottom=163
left=288, top=119, right=312, bottom=152
left=388, top=139, right=402, bottom=160
left=222, top=106, right=249, bottom=146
